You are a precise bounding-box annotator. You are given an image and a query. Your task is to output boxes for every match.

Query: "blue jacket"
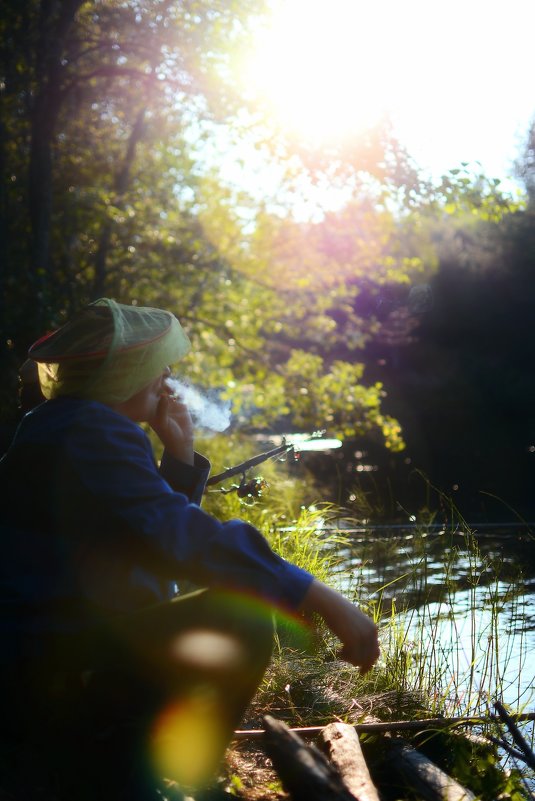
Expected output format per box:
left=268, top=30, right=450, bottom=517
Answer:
left=0, top=398, right=313, bottom=636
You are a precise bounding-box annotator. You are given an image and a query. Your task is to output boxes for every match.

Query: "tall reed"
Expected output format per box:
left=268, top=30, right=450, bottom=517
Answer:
left=198, top=442, right=531, bottom=728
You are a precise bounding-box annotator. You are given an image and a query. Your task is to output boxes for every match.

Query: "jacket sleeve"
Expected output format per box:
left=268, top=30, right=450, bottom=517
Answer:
left=159, top=450, right=210, bottom=505
left=65, top=407, right=314, bottom=612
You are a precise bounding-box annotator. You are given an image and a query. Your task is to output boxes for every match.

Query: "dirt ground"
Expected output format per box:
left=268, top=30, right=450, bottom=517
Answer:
left=222, top=743, right=287, bottom=801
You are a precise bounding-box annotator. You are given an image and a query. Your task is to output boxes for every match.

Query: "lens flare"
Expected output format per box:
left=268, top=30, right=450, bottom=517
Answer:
left=150, top=690, right=227, bottom=788
left=170, top=630, right=247, bottom=671
left=149, top=590, right=313, bottom=787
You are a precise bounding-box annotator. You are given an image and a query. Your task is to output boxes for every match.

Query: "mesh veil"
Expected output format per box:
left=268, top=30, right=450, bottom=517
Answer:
left=29, top=299, right=190, bottom=404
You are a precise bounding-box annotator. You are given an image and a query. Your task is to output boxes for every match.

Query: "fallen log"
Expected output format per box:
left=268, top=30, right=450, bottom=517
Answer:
left=383, top=739, right=476, bottom=801
left=320, top=722, right=380, bottom=801
left=262, top=714, right=357, bottom=801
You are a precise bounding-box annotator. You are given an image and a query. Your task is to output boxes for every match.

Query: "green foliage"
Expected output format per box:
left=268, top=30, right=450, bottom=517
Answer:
left=423, top=726, right=530, bottom=800
left=0, top=0, right=418, bottom=452
left=3, top=0, right=533, bottom=479
left=430, top=165, right=523, bottom=221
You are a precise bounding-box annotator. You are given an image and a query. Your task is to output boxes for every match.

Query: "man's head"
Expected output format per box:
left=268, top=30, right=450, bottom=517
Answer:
left=28, top=298, right=190, bottom=405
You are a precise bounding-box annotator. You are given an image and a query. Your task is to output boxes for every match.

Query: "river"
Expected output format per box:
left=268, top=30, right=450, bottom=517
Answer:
left=327, top=522, right=535, bottom=784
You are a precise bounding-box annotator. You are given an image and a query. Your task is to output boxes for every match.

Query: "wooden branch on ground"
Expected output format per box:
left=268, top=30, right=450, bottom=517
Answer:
left=494, top=700, right=535, bottom=770
left=485, top=733, right=527, bottom=762
left=233, top=711, right=535, bottom=740
left=382, top=739, right=476, bottom=801
left=320, top=722, right=380, bottom=801
left=262, top=715, right=357, bottom=801
left=450, top=728, right=529, bottom=762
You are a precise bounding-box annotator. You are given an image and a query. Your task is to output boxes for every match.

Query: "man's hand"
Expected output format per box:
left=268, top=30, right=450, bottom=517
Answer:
left=150, top=394, right=195, bottom=465
left=299, top=580, right=380, bottom=674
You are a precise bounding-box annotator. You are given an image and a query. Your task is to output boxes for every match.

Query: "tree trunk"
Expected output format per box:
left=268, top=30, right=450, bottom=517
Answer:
left=93, top=107, right=146, bottom=297
left=29, top=95, right=56, bottom=286
left=0, top=114, right=7, bottom=334
left=28, top=0, right=84, bottom=313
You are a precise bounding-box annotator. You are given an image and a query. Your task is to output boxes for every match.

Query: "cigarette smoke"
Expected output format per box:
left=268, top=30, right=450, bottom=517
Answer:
left=166, top=377, right=232, bottom=432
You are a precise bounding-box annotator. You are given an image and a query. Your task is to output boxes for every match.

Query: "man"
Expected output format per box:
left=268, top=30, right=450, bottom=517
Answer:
left=0, top=298, right=379, bottom=800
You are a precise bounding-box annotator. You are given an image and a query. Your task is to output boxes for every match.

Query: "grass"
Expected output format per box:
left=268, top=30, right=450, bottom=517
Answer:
left=204, top=453, right=532, bottom=712
left=201, top=467, right=534, bottom=799
left=151, top=432, right=534, bottom=797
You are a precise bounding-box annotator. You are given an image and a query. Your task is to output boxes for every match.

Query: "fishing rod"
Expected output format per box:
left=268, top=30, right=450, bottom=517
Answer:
left=206, top=433, right=342, bottom=499
left=206, top=440, right=295, bottom=488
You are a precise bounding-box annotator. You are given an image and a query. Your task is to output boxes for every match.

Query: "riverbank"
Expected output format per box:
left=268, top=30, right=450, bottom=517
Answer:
left=200, top=486, right=535, bottom=798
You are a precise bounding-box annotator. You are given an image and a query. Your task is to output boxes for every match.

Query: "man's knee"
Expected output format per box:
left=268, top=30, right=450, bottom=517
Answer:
left=171, top=589, right=275, bottom=677
left=200, top=589, right=275, bottom=659
left=120, top=588, right=275, bottom=681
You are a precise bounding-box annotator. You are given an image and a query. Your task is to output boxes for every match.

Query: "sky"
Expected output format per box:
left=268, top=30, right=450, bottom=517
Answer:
left=235, top=0, right=535, bottom=193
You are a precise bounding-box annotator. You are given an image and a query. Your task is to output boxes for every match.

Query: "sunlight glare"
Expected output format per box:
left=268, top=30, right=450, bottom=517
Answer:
left=244, top=0, right=421, bottom=144
left=242, top=0, right=531, bottom=176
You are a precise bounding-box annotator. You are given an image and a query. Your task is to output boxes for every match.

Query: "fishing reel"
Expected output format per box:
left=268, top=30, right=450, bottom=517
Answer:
left=219, top=474, right=269, bottom=505
left=207, top=439, right=295, bottom=505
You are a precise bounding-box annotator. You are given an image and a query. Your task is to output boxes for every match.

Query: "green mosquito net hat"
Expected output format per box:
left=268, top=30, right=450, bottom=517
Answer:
left=28, top=298, right=190, bottom=404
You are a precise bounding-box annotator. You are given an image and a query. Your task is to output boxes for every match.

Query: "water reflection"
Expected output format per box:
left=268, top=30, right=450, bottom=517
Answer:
left=327, top=525, right=535, bottom=784
left=327, top=526, right=535, bottom=706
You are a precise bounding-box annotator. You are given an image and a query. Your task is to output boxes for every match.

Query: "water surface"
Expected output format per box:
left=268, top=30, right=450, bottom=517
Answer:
left=330, top=524, right=535, bottom=780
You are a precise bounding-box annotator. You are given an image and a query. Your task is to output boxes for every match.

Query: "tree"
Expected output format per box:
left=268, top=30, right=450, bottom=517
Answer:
left=353, top=175, right=535, bottom=521
left=0, top=0, right=419, bottom=455
left=515, top=116, right=535, bottom=208
left=1, top=0, right=265, bottom=331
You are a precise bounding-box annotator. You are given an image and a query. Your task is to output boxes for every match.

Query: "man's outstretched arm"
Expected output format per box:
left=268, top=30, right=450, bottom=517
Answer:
left=299, top=579, right=380, bottom=674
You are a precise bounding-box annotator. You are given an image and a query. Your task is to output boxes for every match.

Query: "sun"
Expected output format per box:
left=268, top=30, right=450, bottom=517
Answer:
left=241, top=0, right=416, bottom=146
left=233, top=0, right=535, bottom=187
